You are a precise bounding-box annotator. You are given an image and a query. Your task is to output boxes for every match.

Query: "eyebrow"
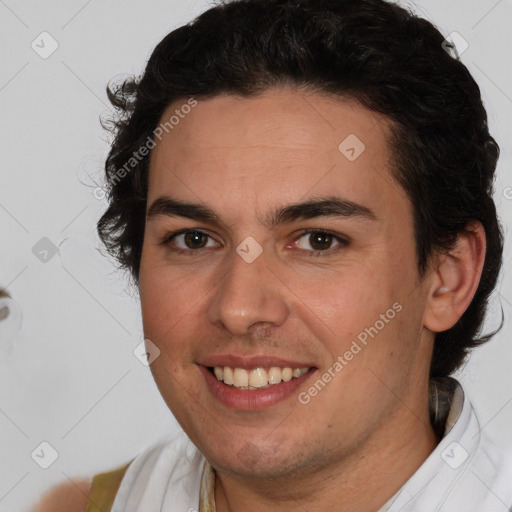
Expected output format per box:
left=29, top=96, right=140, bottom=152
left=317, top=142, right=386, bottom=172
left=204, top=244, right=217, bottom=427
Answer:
left=146, top=195, right=378, bottom=228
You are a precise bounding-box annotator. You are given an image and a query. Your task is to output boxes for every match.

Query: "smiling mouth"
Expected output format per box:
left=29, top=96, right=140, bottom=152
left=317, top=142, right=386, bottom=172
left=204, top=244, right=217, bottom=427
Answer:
left=208, top=366, right=311, bottom=390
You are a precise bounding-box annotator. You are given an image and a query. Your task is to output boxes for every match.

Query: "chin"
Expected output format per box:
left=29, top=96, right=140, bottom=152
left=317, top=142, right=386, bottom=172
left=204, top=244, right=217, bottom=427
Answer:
left=203, top=437, right=311, bottom=479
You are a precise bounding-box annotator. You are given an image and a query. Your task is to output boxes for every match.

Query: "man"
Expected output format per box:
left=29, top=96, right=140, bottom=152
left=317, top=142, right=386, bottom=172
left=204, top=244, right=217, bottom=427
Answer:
left=35, top=0, right=511, bottom=510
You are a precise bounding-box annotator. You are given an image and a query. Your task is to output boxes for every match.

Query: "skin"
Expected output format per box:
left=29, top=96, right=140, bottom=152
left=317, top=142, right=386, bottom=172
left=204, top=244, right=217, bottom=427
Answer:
left=34, top=87, right=486, bottom=512
left=137, top=87, right=485, bottom=511
left=31, top=479, right=90, bottom=512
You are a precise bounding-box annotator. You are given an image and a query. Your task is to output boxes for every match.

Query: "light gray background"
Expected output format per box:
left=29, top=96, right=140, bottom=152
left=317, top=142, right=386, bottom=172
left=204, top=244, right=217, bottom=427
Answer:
left=0, top=1, right=511, bottom=510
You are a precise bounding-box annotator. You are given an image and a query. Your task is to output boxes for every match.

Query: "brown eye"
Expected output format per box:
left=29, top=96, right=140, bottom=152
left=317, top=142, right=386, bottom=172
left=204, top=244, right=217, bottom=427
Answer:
left=294, top=229, right=348, bottom=257
left=183, top=231, right=209, bottom=249
left=308, top=232, right=333, bottom=251
left=163, top=230, right=219, bottom=253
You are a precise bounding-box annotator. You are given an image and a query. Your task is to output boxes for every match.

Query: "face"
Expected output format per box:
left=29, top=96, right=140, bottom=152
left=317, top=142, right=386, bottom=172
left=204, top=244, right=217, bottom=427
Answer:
left=138, top=88, right=436, bottom=479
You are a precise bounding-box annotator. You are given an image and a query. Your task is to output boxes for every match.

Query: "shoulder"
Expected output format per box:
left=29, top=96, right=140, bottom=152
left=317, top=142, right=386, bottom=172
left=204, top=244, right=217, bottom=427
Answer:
left=475, top=433, right=512, bottom=484
left=448, top=432, right=512, bottom=507
left=31, top=477, right=91, bottom=512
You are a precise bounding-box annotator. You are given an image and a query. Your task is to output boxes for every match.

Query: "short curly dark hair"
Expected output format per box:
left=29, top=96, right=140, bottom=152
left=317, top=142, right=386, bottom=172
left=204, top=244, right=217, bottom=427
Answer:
left=97, top=0, right=503, bottom=378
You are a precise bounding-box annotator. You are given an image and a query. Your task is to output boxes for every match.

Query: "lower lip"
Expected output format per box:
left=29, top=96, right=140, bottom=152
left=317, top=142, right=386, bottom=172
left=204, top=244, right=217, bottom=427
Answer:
left=199, top=365, right=315, bottom=410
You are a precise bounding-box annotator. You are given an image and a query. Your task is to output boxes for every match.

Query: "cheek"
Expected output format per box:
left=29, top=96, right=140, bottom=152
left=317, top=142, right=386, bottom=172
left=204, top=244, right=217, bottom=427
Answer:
left=139, top=251, right=192, bottom=345
left=310, top=262, right=396, bottom=323
left=139, top=268, right=203, bottom=396
left=138, top=259, right=218, bottom=377
left=301, top=254, right=418, bottom=368
left=140, top=278, right=193, bottom=342
left=270, top=265, right=394, bottom=366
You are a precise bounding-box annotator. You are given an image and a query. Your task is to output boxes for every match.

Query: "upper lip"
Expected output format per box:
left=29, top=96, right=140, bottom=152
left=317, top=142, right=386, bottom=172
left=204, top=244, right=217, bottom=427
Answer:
left=199, top=354, right=315, bottom=369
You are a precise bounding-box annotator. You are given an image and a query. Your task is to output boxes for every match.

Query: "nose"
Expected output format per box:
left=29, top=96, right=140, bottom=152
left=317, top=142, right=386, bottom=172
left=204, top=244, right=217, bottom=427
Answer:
left=207, top=246, right=290, bottom=337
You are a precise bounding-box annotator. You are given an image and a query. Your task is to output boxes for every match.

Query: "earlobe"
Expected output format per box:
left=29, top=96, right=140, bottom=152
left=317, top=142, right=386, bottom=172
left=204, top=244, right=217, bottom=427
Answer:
left=424, top=221, right=486, bottom=332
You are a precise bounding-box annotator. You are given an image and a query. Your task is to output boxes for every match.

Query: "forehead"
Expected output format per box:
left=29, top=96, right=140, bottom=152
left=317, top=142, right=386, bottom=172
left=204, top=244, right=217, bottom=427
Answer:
left=146, top=88, right=408, bottom=225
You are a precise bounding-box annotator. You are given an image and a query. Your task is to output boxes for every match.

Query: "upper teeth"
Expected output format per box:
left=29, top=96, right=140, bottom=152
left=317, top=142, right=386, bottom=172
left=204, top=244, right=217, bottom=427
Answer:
left=213, top=366, right=310, bottom=389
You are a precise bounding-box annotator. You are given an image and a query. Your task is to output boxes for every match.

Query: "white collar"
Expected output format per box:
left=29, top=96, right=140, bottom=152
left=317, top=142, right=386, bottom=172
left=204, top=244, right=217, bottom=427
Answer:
left=382, top=377, right=479, bottom=510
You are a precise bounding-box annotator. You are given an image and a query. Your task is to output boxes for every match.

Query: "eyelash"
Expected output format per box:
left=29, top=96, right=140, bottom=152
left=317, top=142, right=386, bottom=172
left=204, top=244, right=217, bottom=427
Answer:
left=160, top=228, right=349, bottom=258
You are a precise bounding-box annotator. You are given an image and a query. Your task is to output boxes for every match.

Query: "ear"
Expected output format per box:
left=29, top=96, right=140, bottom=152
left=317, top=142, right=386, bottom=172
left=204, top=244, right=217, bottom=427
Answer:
left=423, top=221, right=486, bottom=332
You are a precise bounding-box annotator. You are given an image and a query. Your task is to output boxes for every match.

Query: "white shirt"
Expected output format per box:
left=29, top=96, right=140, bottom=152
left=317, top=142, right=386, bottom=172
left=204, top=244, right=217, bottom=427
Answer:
left=111, top=378, right=512, bottom=511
